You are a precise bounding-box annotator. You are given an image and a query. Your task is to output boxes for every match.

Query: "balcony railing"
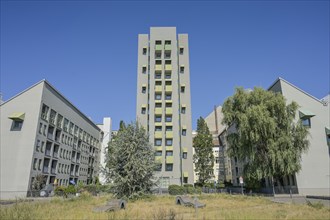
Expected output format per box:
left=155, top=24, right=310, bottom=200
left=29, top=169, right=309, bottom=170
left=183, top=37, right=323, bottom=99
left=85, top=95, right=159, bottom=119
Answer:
left=51, top=168, right=56, bottom=174
left=45, top=150, right=51, bottom=157
left=47, top=133, right=53, bottom=140
left=53, top=152, right=58, bottom=158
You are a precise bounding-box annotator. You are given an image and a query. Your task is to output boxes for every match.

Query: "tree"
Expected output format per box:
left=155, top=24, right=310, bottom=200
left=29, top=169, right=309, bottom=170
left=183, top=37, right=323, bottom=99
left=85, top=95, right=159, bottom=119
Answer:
left=193, top=117, right=214, bottom=186
left=104, top=121, right=156, bottom=199
left=222, top=87, right=309, bottom=184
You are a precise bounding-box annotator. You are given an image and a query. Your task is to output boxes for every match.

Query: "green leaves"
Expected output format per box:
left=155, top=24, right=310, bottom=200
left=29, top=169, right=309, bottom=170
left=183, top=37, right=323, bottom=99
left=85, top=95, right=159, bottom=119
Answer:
left=193, top=117, right=215, bottom=185
left=222, top=87, right=309, bottom=181
left=104, top=121, right=156, bottom=199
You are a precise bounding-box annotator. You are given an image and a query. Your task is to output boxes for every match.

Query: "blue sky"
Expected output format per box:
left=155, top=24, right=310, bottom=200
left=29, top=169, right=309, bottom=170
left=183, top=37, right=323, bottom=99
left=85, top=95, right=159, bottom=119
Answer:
left=1, top=0, right=329, bottom=130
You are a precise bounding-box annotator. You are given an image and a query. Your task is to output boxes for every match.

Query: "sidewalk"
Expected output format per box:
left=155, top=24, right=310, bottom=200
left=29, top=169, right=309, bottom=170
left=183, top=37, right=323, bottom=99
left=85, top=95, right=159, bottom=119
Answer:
left=267, top=195, right=330, bottom=207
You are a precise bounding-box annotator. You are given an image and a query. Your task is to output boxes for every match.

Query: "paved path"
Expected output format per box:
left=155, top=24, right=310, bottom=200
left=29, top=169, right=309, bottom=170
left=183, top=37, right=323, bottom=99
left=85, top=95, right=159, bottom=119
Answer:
left=267, top=195, right=330, bottom=208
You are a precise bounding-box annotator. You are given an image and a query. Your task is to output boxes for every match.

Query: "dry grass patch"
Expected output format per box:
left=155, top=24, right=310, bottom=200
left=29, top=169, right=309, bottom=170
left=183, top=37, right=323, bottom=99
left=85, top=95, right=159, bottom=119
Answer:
left=0, top=193, right=329, bottom=219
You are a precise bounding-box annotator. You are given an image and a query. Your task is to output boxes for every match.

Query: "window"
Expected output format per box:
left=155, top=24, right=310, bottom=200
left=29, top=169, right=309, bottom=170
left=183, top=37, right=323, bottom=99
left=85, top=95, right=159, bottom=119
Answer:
left=40, top=141, right=45, bottom=153
left=164, top=52, right=171, bottom=59
left=155, top=151, right=162, bottom=156
left=165, top=116, right=172, bottom=122
left=165, top=81, right=172, bottom=85
left=180, top=47, right=184, bottom=55
left=166, top=139, right=173, bottom=146
left=165, top=60, right=171, bottom=64
left=216, top=159, right=219, bottom=164
left=165, top=94, right=172, bottom=100
left=166, top=151, right=173, bottom=156
left=183, top=152, right=187, bottom=159
left=155, top=81, right=162, bottom=85
left=165, top=73, right=171, bottom=79
left=11, top=120, right=23, bottom=131
left=181, top=107, right=186, bottom=114
left=142, top=47, right=147, bottom=55
left=141, top=107, right=146, bottom=114
left=33, top=158, right=38, bottom=170
left=56, top=114, right=63, bottom=128
left=155, top=116, right=162, bottom=122
left=165, top=40, right=171, bottom=45
left=155, top=139, right=162, bottom=146
left=155, top=40, right=161, bottom=45
left=39, top=123, right=43, bottom=134
left=155, top=126, right=162, bottom=131
left=155, top=52, right=161, bottom=59
left=155, top=73, right=161, bottom=79
left=36, top=140, right=41, bottom=152
left=41, top=104, right=49, bottom=120
left=165, top=164, right=173, bottom=171
left=142, top=66, right=147, bottom=74
left=181, top=86, right=185, bottom=93
left=183, top=177, right=188, bottom=184
left=166, top=126, right=173, bottom=131
left=166, top=103, right=172, bottom=108
left=302, top=118, right=311, bottom=127
left=155, top=103, right=162, bottom=108
left=63, top=119, right=69, bottom=132
left=155, top=93, right=162, bottom=100
left=49, top=109, right=56, bottom=124
left=180, top=66, right=185, bottom=73
left=155, top=60, right=162, bottom=65
left=38, top=159, right=42, bottom=170
left=182, top=129, right=187, bottom=136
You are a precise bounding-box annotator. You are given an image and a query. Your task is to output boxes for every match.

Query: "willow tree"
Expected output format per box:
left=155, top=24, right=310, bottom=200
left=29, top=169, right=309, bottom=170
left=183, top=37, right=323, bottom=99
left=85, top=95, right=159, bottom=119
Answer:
left=105, top=121, right=156, bottom=199
left=222, top=87, right=309, bottom=184
left=193, top=117, right=214, bottom=186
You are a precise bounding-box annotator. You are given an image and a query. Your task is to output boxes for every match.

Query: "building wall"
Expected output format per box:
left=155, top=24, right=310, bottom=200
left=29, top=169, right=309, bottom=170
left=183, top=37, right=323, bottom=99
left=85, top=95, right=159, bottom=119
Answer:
left=269, top=79, right=330, bottom=196
left=0, top=82, right=43, bottom=199
left=136, top=27, right=193, bottom=186
left=97, top=117, right=112, bottom=184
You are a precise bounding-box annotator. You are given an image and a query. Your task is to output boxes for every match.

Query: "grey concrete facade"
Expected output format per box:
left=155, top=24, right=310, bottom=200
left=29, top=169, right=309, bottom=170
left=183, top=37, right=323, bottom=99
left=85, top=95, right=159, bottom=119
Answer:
left=97, top=117, right=112, bottom=184
left=268, top=78, right=330, bottom=196
left=136, top=27, right=194, bottom=186
left=0, top=80, right=103, bottom=199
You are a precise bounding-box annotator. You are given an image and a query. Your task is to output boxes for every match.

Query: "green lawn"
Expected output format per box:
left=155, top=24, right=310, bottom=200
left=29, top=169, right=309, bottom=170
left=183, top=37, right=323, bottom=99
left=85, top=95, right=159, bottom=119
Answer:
left=1, top=193, right=329, bottom=219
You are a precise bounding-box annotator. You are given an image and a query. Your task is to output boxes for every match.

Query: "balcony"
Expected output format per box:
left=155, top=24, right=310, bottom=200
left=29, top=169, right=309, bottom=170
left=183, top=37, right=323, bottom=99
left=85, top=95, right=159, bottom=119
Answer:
left=154, top=131, right=162, bottom=139
left=165, top=108, right=172, bottom=115
left=155, top=45, right=162, bottom=51
left=154, top=108, right=162, bottom=115
left=164, top=45, right=171, bottom=51
left=41, top=113, right=47, bottom=121
left=166, top=146, right=173, bottom=151
left=155, top=156, right=162, bottom=163
left=49, top=118, right=55, bottom=125
left=51, top=168, right=56, bottom=174
left=155, top=86, right=162, bottom=92
left=165, top=86, right=172, bottom=92
left=165, top=64, right=172, bottom=72
left=155, top=65, right=162, bottom=72
left=166, top=131, right=173, bottom=139
left=166, top=156, right=174, bottom=164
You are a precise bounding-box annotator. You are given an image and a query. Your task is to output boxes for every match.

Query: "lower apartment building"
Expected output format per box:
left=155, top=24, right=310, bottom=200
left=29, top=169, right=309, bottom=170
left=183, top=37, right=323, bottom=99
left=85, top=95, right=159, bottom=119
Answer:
left=219, top=78, right=329, bottom=196
left=0, top=80, right=104, bottom=199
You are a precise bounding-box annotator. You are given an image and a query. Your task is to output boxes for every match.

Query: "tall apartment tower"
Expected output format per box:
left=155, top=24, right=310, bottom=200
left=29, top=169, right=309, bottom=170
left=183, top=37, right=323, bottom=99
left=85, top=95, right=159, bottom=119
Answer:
left=136, top=27, right=194, bottom=186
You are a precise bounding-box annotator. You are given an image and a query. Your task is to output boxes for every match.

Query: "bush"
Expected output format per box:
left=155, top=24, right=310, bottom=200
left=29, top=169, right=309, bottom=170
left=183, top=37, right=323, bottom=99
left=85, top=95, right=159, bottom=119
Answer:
left=54, top=186, right=66, bottom=196
left=65, top=185, right=77, bottom=195
left=168, top=185, right=184, bottom=195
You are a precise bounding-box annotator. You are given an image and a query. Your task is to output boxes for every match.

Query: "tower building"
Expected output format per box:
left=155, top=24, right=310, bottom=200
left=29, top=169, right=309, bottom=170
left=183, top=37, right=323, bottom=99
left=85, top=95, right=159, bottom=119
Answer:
left=136, top=27, right=194, bottom=186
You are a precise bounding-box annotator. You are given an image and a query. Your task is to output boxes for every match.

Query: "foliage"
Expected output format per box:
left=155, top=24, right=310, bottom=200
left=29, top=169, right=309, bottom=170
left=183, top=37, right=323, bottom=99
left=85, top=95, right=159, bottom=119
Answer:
left=104, top=121, right=156, bottom=200
left=193, top=117, right=215, bottom=186
left=31, top=174, right=46, bottom=191
left=222, top=87, right=310, bottom=182
left=168, top=185, right=184, bottom=195
left=54, top=186, right=66, bottom=196
left=168, top=184, right=201, bottom=195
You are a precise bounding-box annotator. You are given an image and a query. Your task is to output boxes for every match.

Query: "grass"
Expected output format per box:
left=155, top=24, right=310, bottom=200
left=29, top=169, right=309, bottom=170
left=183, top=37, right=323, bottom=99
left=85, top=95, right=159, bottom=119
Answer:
left=0, top=193, right=329, bottom=219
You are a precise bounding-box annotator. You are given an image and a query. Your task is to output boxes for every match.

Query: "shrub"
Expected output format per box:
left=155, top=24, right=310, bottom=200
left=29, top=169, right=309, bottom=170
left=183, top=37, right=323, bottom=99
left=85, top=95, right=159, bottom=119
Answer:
left=54, top=186, right=66, bottom=196
left=168, top=185, right=184, bottom=195
left=64, top=185, right=77, bottom=195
